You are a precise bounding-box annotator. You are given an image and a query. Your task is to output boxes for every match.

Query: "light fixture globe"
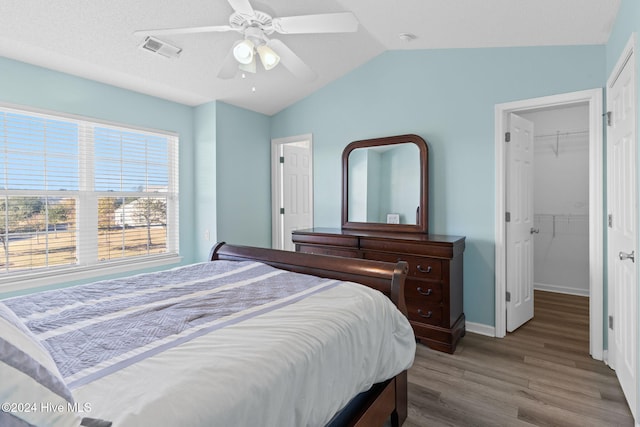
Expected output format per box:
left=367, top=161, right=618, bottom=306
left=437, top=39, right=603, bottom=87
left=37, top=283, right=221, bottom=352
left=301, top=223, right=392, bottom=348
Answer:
left=256, top=45, right=280, bottom=70
left=233, top=39, right=255, bottom=65
left=239, top=59, right=256, bottom=73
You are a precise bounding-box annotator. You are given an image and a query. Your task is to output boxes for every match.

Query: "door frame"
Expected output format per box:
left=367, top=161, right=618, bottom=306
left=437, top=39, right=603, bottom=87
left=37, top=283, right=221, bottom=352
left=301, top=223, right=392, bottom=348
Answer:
left=270, top=133, right=313, bottom=250
left=494, top=89, right=604, bottom=360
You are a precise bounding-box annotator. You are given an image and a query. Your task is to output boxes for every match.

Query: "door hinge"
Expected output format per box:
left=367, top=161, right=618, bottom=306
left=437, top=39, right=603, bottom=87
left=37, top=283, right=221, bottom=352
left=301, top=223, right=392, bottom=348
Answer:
left=609, top=315, right=613, bottom=329
left=605, top=111, right=612, bottom=127
left=608, top=214, right=613, bottom=228
left=280, top=208, right=285, bottom=214
left=279, top=156, right=284, bottom=163
left=505, top=212, right=511, bottom=222
left=506, top=291, right=511, bottom=302
left=505, top=132, right=511, bottom=142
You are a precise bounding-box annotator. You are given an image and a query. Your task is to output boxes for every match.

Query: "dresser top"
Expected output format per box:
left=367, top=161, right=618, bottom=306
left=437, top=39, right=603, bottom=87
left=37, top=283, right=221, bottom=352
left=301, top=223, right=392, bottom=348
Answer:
left=293, top=227, right=465, bottom=244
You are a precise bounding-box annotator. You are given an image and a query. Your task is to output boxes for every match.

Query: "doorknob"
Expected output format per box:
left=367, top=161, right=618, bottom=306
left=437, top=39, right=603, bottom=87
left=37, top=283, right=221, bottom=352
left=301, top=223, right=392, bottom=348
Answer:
left=619, top=250, right=635, bottom=262
left=530, top=227, right=540, bottom=234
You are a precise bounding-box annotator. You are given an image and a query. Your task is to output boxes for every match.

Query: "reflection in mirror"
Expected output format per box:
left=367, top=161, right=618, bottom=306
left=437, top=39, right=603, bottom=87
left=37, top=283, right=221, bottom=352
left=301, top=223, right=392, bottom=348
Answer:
left=348, top=143, right=420, bottom=224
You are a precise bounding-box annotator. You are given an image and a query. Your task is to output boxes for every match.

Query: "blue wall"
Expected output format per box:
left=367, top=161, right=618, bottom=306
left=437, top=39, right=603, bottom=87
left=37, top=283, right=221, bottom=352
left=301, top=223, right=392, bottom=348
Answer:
left=193, top=100, right=271, bottom=260
left=193, top=101, right=218, bottom=261
left=271, top=45, right=605, bottom=327
left=214, top=101, right=271, bottom=249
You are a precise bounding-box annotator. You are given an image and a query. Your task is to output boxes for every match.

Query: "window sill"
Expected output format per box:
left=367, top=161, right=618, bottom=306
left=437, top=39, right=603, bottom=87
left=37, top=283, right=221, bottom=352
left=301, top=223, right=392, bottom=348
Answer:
left=0, top=254, right=183, bottom=295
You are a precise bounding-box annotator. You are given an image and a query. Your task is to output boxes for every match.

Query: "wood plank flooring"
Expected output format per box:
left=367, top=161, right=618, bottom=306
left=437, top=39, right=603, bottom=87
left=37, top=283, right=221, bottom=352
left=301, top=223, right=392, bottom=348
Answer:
left=404, top=290, right=635, bottom=426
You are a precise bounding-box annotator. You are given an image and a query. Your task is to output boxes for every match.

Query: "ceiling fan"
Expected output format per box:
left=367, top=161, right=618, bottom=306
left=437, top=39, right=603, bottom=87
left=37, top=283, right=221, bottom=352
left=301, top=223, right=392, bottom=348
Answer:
left=134, top=0, right=359, bottom=82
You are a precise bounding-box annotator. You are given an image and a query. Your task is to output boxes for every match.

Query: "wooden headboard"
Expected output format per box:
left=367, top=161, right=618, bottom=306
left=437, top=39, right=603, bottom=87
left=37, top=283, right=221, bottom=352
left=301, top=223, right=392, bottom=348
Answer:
left=209, top=242, right=408, bottom=317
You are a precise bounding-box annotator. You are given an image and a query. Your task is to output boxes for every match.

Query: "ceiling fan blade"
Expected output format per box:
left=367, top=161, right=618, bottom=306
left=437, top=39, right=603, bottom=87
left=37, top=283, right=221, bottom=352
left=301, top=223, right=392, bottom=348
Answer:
left=217, top=47, right=239, bottom=79
left=134, top=25, right=234, bottom=37
left=267, top=39, right=317, bottom=82
left=272, top=12, right=358, bottom=34
left=227, top=0, right=256, bottom=19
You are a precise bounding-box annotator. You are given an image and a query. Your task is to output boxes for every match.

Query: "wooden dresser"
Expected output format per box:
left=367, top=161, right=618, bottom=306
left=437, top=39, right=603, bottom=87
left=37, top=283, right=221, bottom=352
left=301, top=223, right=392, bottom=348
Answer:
left=292, top=227, right=465, bottom=354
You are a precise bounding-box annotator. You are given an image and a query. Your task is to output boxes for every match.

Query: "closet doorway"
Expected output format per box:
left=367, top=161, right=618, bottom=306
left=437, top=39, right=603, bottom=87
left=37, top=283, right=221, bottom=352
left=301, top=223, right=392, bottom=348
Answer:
left=494, top=89, right=604, bottom=360
left=520, top=105, right=590, bottom=297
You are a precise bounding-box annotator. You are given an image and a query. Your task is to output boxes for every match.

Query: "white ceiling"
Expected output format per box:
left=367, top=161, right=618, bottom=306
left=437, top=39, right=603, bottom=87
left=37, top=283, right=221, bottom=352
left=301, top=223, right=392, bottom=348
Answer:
left=0, top=0, right=621, bottom=116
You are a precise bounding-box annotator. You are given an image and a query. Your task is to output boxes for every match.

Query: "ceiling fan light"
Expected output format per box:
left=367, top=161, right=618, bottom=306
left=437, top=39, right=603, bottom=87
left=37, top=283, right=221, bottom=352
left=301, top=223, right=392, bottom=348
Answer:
left=257, top=45, right=280, bottom=70
left=233, top=39, right=255, bottom=65
left=239, top=57, right=257, bottom=73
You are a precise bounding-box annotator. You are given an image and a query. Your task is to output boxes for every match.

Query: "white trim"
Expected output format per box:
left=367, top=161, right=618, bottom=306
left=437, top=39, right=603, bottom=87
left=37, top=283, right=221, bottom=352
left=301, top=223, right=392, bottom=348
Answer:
left=466, top=322, right=495, bottom=337
left=534, top=283, right=590, bottom=297
left=0, top=254, right=182, bottom=294
left=494, top=89, right=604, bottom=361
left=270, top=134, right=313, bottom=250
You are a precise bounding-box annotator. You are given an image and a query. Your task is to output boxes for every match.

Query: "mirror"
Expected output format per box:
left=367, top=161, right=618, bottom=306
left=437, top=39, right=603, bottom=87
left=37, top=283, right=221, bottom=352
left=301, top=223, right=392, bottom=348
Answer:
left=342, top=134, right=428, bottom=233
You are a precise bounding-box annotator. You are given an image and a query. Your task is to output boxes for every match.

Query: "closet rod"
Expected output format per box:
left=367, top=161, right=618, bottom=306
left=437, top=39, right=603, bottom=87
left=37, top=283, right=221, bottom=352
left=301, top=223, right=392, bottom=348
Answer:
left=534, top=130, right=588, bottom=139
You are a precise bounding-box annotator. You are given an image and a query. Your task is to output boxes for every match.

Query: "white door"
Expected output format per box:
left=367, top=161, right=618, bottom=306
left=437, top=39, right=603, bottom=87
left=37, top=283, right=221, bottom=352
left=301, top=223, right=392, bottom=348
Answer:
left=506, top=113, right=535, bottom=332
left=281, top=143, right=312, bottom=251
left=607, top=41, right=637, bottom=420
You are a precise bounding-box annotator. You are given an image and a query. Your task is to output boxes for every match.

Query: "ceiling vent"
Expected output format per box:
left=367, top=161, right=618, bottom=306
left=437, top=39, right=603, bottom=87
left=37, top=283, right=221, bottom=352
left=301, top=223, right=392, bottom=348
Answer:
left=140, top=36, right=182, bottom=58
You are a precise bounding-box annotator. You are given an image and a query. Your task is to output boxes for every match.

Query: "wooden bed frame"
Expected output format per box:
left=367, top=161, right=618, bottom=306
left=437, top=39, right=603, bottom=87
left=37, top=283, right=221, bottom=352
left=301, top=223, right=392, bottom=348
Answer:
left=210, top=242, right=411, bottom=427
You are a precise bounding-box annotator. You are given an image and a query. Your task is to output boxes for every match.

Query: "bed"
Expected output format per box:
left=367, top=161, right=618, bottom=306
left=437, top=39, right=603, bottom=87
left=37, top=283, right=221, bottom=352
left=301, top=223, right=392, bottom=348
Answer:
left=0, top=242, right=416, bottom=427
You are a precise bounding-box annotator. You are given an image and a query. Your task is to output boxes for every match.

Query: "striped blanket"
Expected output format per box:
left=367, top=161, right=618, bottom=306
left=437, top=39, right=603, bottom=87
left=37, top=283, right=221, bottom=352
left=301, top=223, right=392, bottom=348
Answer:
left=4, top=261, right=340, bottom=389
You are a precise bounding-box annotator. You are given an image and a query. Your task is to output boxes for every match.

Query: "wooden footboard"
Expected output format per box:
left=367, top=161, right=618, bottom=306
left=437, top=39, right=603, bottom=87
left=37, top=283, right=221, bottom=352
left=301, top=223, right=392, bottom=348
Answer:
left=210, top=242, right=408, bottom=317
left=210, top=242, right=410, bottom=426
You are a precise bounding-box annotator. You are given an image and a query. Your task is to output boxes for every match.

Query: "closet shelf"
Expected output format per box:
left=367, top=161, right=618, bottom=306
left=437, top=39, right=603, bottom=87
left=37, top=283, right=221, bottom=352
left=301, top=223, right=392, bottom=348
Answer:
left=533, top=214, right=588, bottom=238
left=534, top=130, right=588, bottom=157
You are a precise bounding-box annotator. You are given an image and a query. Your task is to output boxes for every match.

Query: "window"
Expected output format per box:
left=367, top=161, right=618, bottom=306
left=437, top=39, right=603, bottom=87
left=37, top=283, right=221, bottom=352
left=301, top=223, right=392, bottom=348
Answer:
left=0, top=105, right=179, bottom=287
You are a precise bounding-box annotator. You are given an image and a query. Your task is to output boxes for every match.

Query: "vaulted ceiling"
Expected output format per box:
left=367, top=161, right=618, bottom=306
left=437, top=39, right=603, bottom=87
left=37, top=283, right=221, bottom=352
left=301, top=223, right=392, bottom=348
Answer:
left=0, top=0, right=621, bottom=115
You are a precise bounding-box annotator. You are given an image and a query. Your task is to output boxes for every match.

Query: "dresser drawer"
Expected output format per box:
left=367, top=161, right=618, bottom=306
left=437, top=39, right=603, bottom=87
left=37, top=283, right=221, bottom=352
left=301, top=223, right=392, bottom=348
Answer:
left=296, top=245, right=360, bottom=258
left=292, top=233, right=358, bottom=248
left=362, top=251, right=442, bottom=280
left=405, top=280, right=443, bottom=303
left=406, top=303, right=443, bottom=326
left=296, top=244, right=360, bottom=258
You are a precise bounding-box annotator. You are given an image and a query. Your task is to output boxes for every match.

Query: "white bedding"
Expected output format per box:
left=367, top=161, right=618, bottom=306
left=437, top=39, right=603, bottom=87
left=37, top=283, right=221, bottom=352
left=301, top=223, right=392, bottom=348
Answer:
left=6, top=261, right=416, bottom=427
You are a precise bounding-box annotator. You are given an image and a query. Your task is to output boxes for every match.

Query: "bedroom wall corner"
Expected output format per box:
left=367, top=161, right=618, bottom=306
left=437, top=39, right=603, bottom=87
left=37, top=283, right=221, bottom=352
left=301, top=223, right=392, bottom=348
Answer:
left=214, top=101, right=271, bottom=249
left=194, top=101, right=218, bottom=261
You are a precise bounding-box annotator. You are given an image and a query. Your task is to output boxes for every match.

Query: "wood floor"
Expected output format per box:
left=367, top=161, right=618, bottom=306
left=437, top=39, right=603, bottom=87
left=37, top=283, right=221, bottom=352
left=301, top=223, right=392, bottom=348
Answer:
left=404, top=290, right=635, bottom=426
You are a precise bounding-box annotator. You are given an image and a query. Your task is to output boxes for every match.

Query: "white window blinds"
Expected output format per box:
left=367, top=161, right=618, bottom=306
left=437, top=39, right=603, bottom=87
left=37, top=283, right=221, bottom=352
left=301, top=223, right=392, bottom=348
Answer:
left=0, top=105, right=179, bottom=283
left=0, top=113, right=79, bottom=191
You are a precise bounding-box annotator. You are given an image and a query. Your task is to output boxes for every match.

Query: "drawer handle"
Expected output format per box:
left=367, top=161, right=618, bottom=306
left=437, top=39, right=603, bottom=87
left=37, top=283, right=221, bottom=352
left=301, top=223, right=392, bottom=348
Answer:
left=417, top=287, right=433, bottom=296
left=418, top=309, right=433, bottom=319
left=417, top=265, right=432, bottom=273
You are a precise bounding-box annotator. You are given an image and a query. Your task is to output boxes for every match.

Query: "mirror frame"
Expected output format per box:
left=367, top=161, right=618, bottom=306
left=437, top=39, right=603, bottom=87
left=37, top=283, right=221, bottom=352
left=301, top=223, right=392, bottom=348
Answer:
left=342, top=134, right=428, bottom=233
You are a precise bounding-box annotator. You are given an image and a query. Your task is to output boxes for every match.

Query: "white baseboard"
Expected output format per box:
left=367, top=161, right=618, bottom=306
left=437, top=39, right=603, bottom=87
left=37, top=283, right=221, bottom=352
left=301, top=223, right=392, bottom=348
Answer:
left=534, top=282, right=589, bottom=297
left=466, top=322, right=496, bottom=337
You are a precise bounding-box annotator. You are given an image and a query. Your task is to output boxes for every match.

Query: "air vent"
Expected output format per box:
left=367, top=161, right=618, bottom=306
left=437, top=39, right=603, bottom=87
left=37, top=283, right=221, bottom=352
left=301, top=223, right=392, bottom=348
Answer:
left=140, top=36, right=182, bottom=58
